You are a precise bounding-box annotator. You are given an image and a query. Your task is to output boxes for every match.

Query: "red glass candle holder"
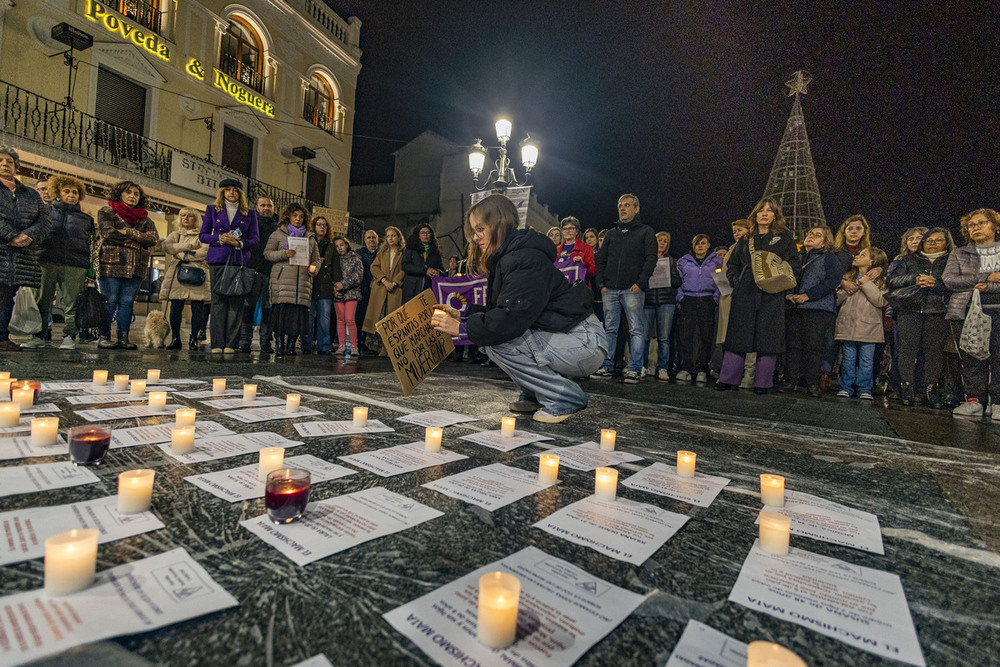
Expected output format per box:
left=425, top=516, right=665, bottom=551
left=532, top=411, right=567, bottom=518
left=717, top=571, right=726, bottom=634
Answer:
left=67, top=425, right=112, bottom=466
left=16, top=380, right=40, bottom=403
left=265, top=468, right=311, bottom=524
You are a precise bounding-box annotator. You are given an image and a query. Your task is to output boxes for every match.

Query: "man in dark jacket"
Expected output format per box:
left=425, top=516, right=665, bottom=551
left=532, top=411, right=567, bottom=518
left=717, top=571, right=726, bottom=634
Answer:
left=591, top=193, right=657, bottom=383
left=240, top=195, right=279, bottom=352
left=355, top=229, right=378, bottom=354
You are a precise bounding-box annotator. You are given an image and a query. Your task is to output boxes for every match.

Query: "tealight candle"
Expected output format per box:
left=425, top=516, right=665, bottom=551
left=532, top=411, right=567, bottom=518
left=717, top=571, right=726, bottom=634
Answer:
left=117, top=469, right=155, bottom=514
left=424, top=426, right=443, bottom=452
left=175, top=408, right=196, bottom=426
left=148, top=391, right=167, bottom=411
left=17, top=380, right=40, bottom=404
left=171, top=426, right=195, bottom=454
left=212, top=378, right=227, bottom=395
left=600, top=429, right=616, bottom=451
left=353, top=406, right=368, bottom=427
left=0, top=371, right=9, bottom=380
left=538, top=453, right=559, bottom=484
left=0, top=378, right=16, bottom=400
left=286, top=394, right=301, bottom=412
left=114, top=374, right=129, bottom=392
left=746, top=641, right=807, bottom=667
left=30, top=417, right=59, bottom=446
left=0, top=401, right=19, bottom=427
left=594, top=467, right=618, bottom=500
left=500, top=416, right=516, bottom=438
left=92, top=370, right=108, bottom=386
left=309, top=264, right=317, bottom=273
left=258, top=447, right=285, bottom=482
left=11, top=386, right=34, bottom=408
left=477, top=571, right=521, bottom=649
left=146, top=369, right=160, bottom=382
left=44, top=528, right=99, bottom=596
left=130, top=379, right=147, bottom=397
left=433, top=308, right=446, bottom=319
left=243, top=384, right=257, bottom=401
left=760, top=474, right=786, bottom=507
left=676, top=450, right=696, bottom=477
left=758, top=510, right=792, bottom=555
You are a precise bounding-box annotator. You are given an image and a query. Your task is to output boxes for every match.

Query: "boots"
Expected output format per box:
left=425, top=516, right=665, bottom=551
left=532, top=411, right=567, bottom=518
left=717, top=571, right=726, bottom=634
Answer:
left=167, top=335, right=182, bottom=350
left=275, top=336, right=286, bottom=357
left=118, top=330, right=137, bottom=350
left=285, top=335, right=297, bottom=356
left=98, top=333, right=118, bottom=349
left=925, top=384, right=942, bottom=409
left=189, top=335, right=199, bottom=350
left=900, top=382, right=915, bottom=406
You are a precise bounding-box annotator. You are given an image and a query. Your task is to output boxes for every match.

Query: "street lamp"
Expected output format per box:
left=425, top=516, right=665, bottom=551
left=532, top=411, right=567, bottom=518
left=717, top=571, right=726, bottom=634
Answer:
left=469, top=117, right=538, bottom=191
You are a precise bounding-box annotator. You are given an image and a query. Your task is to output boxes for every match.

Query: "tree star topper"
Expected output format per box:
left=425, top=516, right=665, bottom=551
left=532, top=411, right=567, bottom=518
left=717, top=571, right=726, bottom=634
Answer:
left=785, top=70, right=812, bottom=96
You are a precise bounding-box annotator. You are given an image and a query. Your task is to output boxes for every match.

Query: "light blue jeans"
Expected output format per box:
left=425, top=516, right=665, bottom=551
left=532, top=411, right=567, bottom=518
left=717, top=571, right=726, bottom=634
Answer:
left=600, top=289, right=645, bottom=373
left=98, top=277, right=142, bottom=333
left=483, top=315, right=607, bottom=416
left=840, top=341, right=875, bottom=395
left=643, top=303, right=676, bottom=372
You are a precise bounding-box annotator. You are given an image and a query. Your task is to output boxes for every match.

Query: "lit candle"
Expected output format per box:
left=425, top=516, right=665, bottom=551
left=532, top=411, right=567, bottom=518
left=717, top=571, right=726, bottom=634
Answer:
left=44, top=528, right=99, bottom=596
left=600, top=429, right=616, bottom=451
left=353, top=406, right=368, bottom=427
left=477, top=571, right=520, bottom=648
left=212, top=378, right=227, bottom=395
left=175, top=408, right=196, bottom=426
left=30, top=417, right=59, bottom=446
left=424, top=427, right=443, bottom=452
left=594, top=467, right=618, bottom=500
left=676, top=450, right=696, bottom=477
left=171, top=426, right=195, bottom=454
left=243, top=384, right=257, bottom=401
left=746, top=641, right=807, bottom=667
left=117, top=469, right=155, bottom=514
left=147, top=391, right=167, bottom=411
left=286, top=394, right=301, bottom=412
left=146, top=369, right=160, bottom=382
left=309, top=263, right=317, bottom=273
left=500, top=416, right=516, bottom=438
left=0, top=378, right=15, bottom=400
left=760, top=474, right=786, bottom=507
left=0, top=401, right=19, bottom=427
left=758, top=510, right=791, bottom=555
left=130, top=379, right=147, bottom=397
left=11, top=386, right=34, bottom=408
left=92, top=370, right=108, bottom=386
left=258, top=447, right=285, bottom=482
left=0, top=371, right=9, bottom=380
left=114, top=374, right=129, bottom=392
left=433, top=308, right=446, bottom=319
left=538, top=453, right=559, bottom=484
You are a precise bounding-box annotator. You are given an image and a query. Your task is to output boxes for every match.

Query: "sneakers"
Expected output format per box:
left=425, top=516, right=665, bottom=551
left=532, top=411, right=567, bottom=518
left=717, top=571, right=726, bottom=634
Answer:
left=532, top=410, right=572, bottom=424
left=990, top=405, right=1000, bottom=420
left=836, top=389, right=851, bottom=398
left=695, top=371, right=707, bottom=383
left=675, top=370, right=692, bottom=382
left=640, top=366, right=647, bottom=378
left=646, top=367, right=657, bottom=377
left=21, top=336, right=45, bottom=349
left=859, top=392, right=873, bottom=400
left=657, top=369, right=670, bottom=382
left=589, top=368, right=613, bottom=379
left=953, top=399, right=984, bottom=419
left=210, top=348, right=223, bottom=354
left=59, top=336, right=76, bottom=350
left=509, top=400, right=543, bottom=413
left=223, top=347, right=236, bottom=354
left=623, top=370, right=641, bottom=384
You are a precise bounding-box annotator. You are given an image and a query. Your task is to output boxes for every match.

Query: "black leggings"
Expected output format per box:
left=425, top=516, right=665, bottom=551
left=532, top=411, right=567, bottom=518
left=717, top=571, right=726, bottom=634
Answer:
left=169, top=300, right=207, bottom=340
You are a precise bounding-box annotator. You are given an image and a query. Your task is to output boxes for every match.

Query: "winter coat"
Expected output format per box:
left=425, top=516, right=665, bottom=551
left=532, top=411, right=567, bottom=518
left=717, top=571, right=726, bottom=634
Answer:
left=357, top=245, right=377, bottom=297
left=363, top=246, right=405, bottom=333
left=715, top=244, right=737, bottom=345
left=249, top=214, right=279, bottom=274
left=787, top=248, right=841, bottom=314
left=466, top=228, right=593, bottom=348
left=556, top=238, right=596, bottom=280
left=263, top=225, right=321, bottom=307
left=886, top=252, right=950, bottom=315
left=0, top=180, right=49, bottom=288
left=677, top=253, right=723, bottom=301
left=723, top=231, right=801, bottom=354
left=595, top=217, right=657, bottom=290
left=835, top=279, right=887, bottom=343
left=199, top=205, right=259, bottom=266
left=402, top=246, right=444, bottom=302
left=645, top=255, right=680, bottom=306
left=333, top=250, right=364, bottom=302
left=159, top=227, right=210, bottom=302
left=311, top=238, right=336, bottom=301
left=942, top=244, right=1000, bottom=320
left=96, top=205, right=157, bottom=280
left=45, top=200, right=92, bottom=269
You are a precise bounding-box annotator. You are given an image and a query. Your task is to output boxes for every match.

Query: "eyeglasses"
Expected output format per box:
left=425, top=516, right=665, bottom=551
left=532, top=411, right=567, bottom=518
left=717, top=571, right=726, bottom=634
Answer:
left=923, top=238, right=946, bottom=244
left=968, top=220, right=991, bottom=229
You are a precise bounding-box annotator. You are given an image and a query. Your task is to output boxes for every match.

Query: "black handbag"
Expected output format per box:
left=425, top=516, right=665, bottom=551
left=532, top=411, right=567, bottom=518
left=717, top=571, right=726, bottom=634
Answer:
left=212, top=253, right=254, bottom=296
left=176, top=263, right=206, bottom=286
left=886, top=284, right=926, bottom=311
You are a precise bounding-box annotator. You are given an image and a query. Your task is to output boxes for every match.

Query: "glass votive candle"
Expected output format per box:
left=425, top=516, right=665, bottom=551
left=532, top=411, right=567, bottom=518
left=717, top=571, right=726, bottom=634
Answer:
left=67, top=425, right=112, bottom=466
left=424, top=427, right=443, bottom=452
left=146, top=369, right=160, bottom=382
left=353, top=406, right=368, bottom=427
left=676, top=450, right=696, bottom=477
left=16, top=380, right=40, bottom=403
left=500, top=416, right=516, bottom=438
left=175, top=408, right=196, bottom=426
left=0, top=401, right=20, bottom=427
left=243, top=384, right=257, bottom=401
left=265, top=468, right=311, bottom=524
left=130, top=379, right=147, bottom=397
left=113, top=374, right=129, bottom=392
left=758, top=510, right=792, bottom=555
left=746, top=641, right=807, bottom=667
left=30, top=417, right=59, bottom=446
left=538, top=453, right=559, bottom=484
left=600, top=429, right=616, bottom=451
left=212, top=378, right=227, bottom=395
left=92, top=370, right=108, bottom=386
left=286, top=394, right=301, bottom=412
left=148, top=391, right=167, bottom=411
left=171, top=426, right=195, bottom=454
left=477, top=571, right=520, bottom=648
left=117, top=469, right=155, bottom=514
left=760, top=474, right=786, bottom=507
left=258, top=447, right=285, bottom=482
left=0, top=378, right=16, bottom=400
left=594, top=467, right=618, bottom=500
left=11, top=385, right=34, bottom=408
left=44, top=528, right=99, bottom=596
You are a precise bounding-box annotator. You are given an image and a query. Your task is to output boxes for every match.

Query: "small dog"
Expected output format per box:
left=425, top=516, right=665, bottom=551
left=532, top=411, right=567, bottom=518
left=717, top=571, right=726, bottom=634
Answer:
left=143, top=310, right=171, bottom=349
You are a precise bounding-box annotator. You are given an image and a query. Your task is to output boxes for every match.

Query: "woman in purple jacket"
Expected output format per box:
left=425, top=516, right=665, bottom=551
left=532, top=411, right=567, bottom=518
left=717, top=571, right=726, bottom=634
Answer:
left=198, top=178, right=259, bottom=353
left=675, top=234, right=722, bottom=383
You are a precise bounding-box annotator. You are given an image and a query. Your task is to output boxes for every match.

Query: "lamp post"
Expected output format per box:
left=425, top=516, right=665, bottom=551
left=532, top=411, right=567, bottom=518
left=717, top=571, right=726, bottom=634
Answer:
left=469, top=118, right=538, bottom=192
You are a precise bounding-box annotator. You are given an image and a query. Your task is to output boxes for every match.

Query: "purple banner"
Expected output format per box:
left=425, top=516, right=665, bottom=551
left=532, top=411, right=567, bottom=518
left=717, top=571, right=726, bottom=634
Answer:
left=554, top=258, right=587, bottom=283
left=431, top=275, right=488, bottom=345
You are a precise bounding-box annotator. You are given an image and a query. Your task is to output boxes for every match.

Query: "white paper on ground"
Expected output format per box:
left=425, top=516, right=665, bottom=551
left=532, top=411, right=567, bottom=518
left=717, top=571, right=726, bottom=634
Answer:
left=754, top=490, right=884, bottom=554
left=0, top=461, right=99, bottom=497
left=290, top=656, right=334, bottom=667
left=338, top=442, right=467, bottom=477
left=665, top=620, right=748, bottom=667
left=220, top=405, right=322, bottom=423
left=0, top=418, right=32, bottom=435
left=458, top=429, right=553, bottom=452
left=198, top=396, right=286, bottom=410
left=240, top=487, right=443, bottom=566
left=396, top=410, right=477, bottom=428
left=533, top=495, right=689, bottom=565
left=184, top=454, right=356, bottom=502
left=62, top=387, right=176, bottom=404
left=75, top=404, right=184, bottom=422
left=533, top=441, right=643, bottom=471
left=383, top=545, right=645, bottom=667
left=0, top=495, right=165, bottom=565
left=110, top=421, right=235, bottom=448
left=0, top=547, right=237, bottom=666
left=621, top=461, right=731, bottom=508
left=293, top=419, right=394, bottom=438
left=18, top=403, right=60, bottom=415
left=43, top=379, right=202, bottom=391
left=422, top=463, right=555, bottom=511
left=0, top=434, right=67, bottom=461
left=729, top=541, right=925, bottom=666
left=173, top=388, right=243, bottom=398
left=157, top=432, right=304, bottom=463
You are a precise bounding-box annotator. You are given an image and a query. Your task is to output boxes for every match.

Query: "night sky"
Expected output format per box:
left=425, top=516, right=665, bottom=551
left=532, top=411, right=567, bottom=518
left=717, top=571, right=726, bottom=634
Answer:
left=327, top=1, right=998, bottom=254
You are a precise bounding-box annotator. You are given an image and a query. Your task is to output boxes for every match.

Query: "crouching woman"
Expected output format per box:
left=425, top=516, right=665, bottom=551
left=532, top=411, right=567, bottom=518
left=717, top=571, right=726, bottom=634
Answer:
left=432, top=194, right=607, bottom=423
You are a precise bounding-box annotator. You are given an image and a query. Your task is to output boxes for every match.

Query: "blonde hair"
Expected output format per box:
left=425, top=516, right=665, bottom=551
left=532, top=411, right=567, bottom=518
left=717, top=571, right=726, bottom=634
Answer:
left=466, top=194, right=519, bottom=275
left=177, top=207, right=202, bottom=228
left=213, top=187, right=248, bottom=215
left=834, top=214, right=872, bottom=252
left=382, top=225, right=403, bottom=250
left=899, top=226, right=928, bottom=255
left=655, top=231, right=671, bottom=256
left=47, top=175, right=86, bottom=202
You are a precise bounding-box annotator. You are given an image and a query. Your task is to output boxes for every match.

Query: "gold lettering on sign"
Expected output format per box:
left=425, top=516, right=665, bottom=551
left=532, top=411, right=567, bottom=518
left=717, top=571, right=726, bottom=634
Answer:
left=211, top=69, right=275, bottom=118
left=83, top=0, right=171, bottom=61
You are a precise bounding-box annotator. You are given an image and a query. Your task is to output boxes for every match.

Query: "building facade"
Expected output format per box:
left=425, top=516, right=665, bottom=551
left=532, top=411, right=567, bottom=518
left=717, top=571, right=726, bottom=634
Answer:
left=0, top=0, right=361, bottom=237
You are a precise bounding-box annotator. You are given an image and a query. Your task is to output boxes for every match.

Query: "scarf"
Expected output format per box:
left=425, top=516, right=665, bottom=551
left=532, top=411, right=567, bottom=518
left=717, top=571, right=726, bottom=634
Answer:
left=422, top=242, right=430, bottom=259
left=109, top=200, right=148, bottom=225
left=923, top=250, right=947, bottom=262
left=0, top=177, right=16, bottom=191
left=283, top=223, right=307, bottom=250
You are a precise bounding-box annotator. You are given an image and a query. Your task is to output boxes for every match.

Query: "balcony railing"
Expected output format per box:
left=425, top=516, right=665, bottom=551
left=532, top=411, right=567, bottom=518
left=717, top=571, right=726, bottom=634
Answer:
left=97, top=0, right=162, bottom=34
left=302, top=102, right=343, bottom=138
left=219, top=52, right=265, bottom=95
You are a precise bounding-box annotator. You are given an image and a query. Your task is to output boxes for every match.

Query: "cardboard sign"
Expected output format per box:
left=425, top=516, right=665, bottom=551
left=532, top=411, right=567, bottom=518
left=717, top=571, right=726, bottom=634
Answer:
left=375, top=289, right=455, bottom=395
left=313, top=206, right=350, bottom=235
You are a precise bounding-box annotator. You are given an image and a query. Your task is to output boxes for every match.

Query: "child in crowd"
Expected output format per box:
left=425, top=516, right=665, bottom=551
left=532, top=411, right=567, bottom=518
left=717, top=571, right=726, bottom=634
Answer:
left=835, top=247, right=888, bottom=400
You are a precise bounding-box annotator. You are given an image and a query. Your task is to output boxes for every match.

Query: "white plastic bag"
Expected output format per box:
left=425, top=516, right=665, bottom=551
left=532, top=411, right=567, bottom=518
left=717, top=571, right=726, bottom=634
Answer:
left=960, top=290, right=991, bottom=361
left=9, top=287, right=42, bottom=336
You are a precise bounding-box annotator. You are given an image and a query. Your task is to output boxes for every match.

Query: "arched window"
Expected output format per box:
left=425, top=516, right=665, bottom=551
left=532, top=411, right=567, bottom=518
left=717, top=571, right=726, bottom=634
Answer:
left=219, top=17, right=263, bottom=93
left=104, top=0, right=162, bottom=33
left=303, top=72, right=343, bottom=137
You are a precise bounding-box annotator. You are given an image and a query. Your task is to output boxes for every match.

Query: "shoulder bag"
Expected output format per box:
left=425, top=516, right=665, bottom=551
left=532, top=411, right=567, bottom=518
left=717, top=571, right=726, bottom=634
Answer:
left=749, top=236, right=796, bottom=293
left=177, top=263, right=206, bottom=286
left=212, top=248, right=254, bottom=296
